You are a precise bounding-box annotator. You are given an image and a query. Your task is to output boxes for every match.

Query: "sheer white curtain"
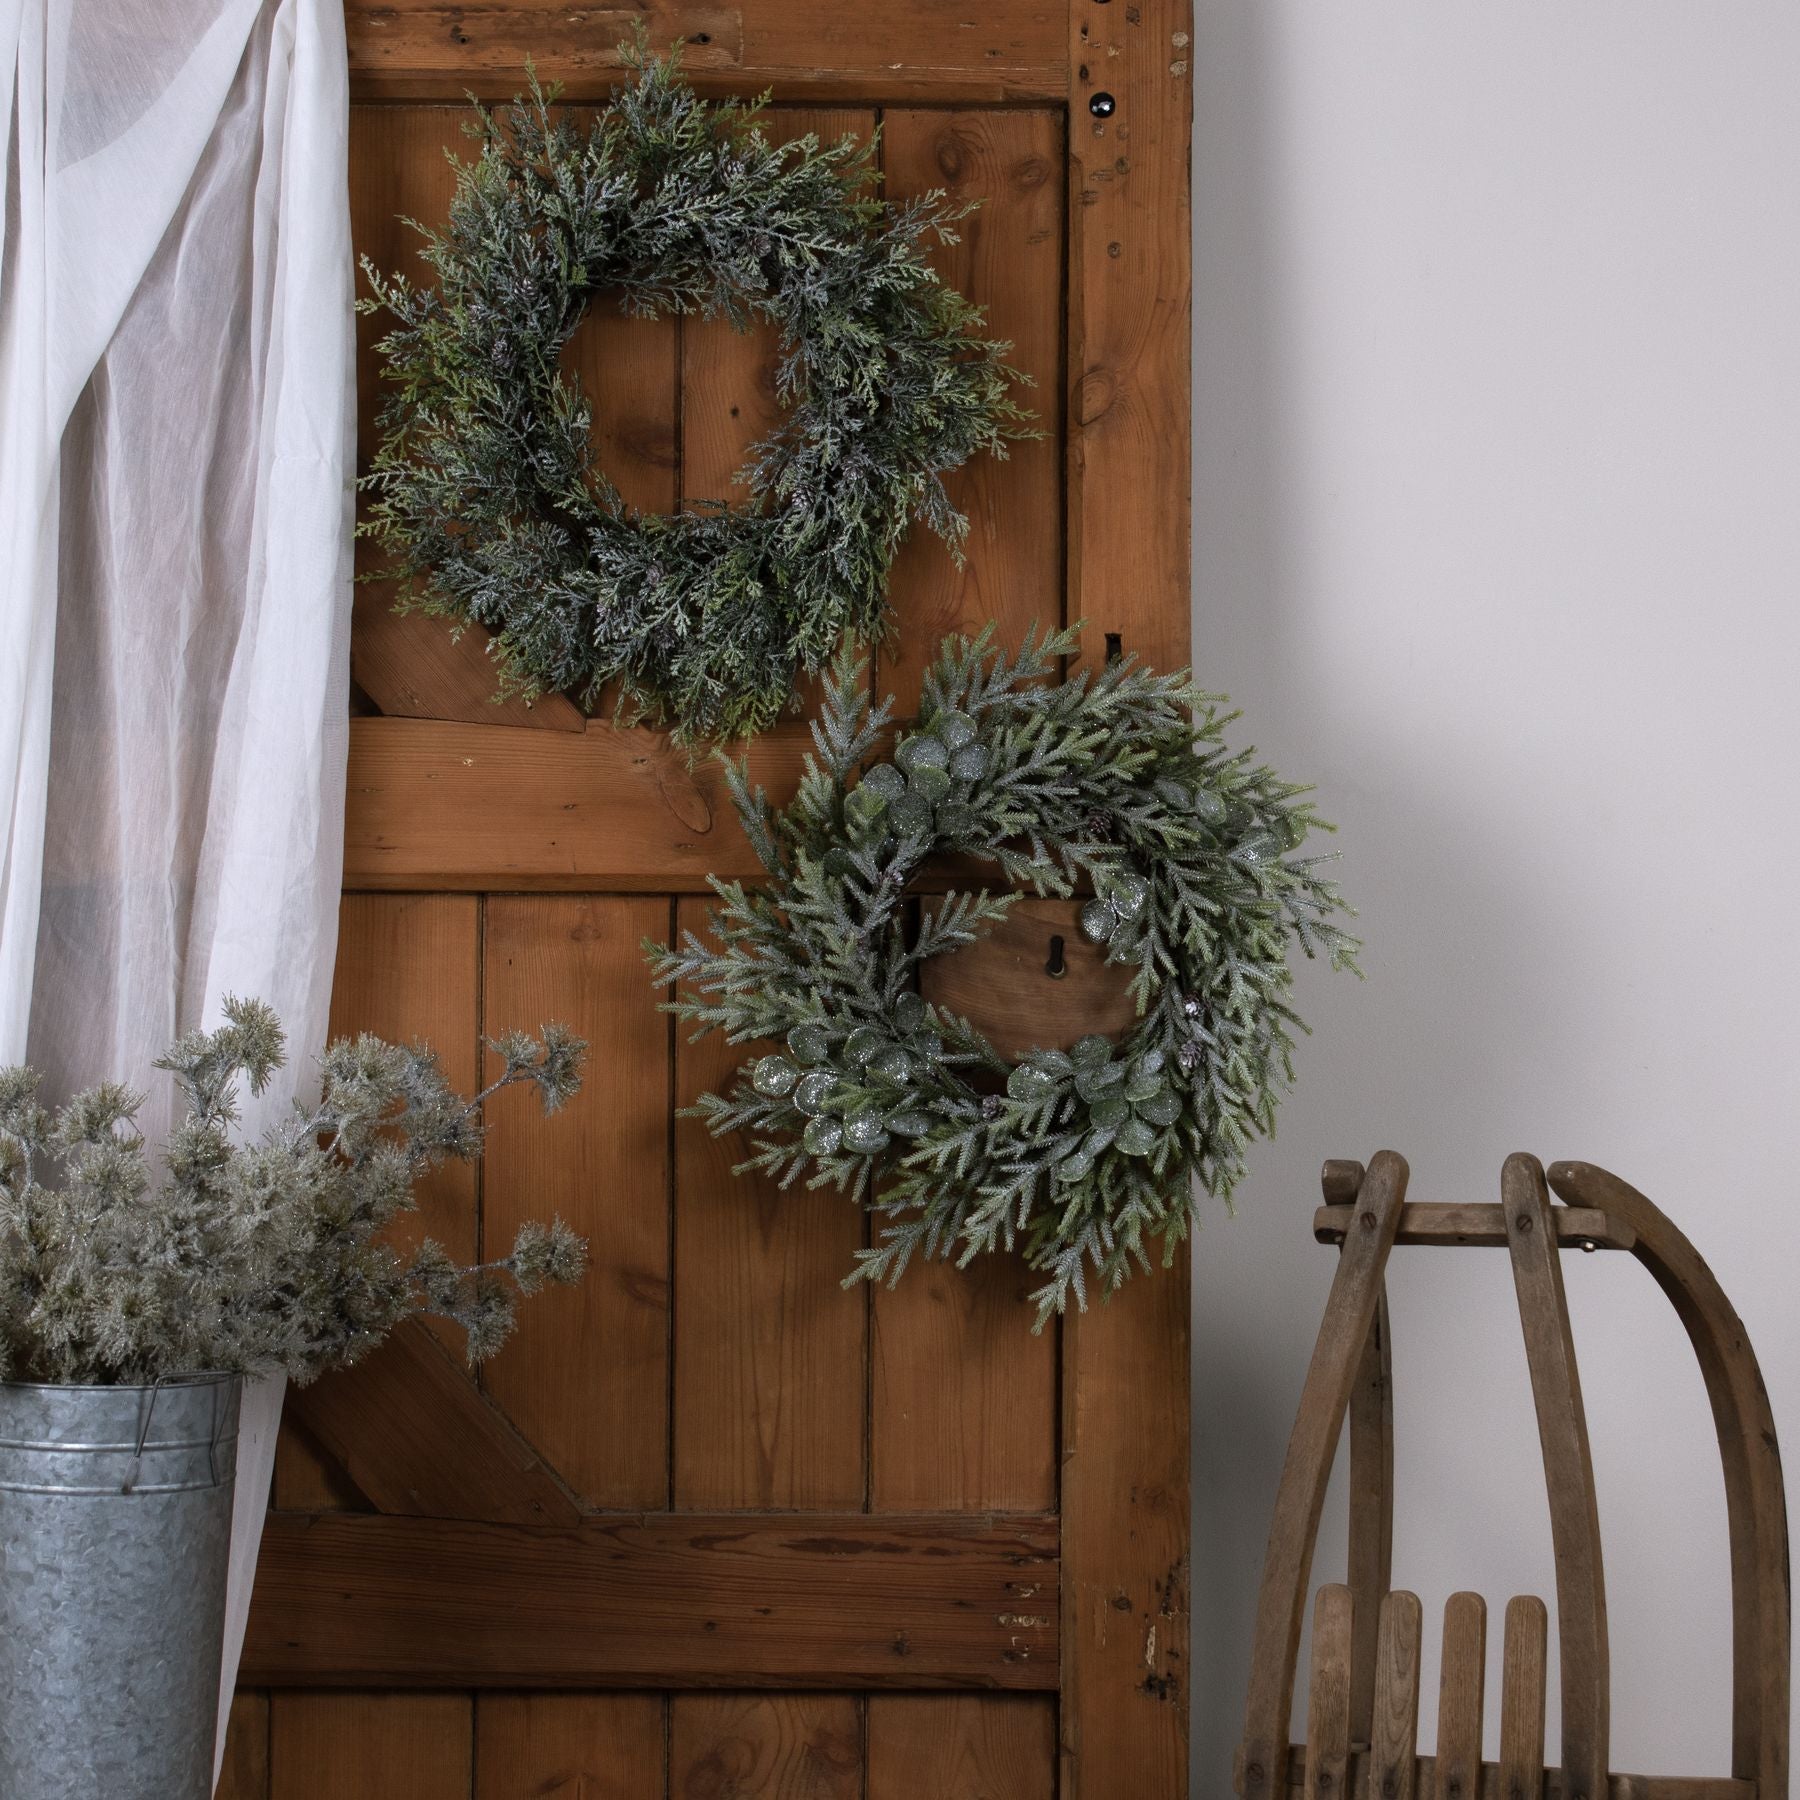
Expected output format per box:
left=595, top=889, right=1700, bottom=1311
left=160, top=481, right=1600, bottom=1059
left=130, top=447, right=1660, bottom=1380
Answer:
left=0, top=0, right=354, bottom=1778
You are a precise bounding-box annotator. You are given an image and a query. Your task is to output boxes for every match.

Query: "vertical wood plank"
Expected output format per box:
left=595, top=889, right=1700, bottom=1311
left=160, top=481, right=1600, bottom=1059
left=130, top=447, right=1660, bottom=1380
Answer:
left=349, top=105, right=586, bottom=730
left=1058, top=1259, right=1190, bottom=1795
left=277, top=893, right=481, bottom=1510
left=1498, top=1595, right=1549, bottom=1800
left=1434, top=1592, right=1487, bottom=1800
left=475, top=1693, right=665, bottom=1799
left=871, top=1252, right=1056, bottom=1512
left=217, top=1692, right=270, bottom=1800
left=1302, top=1585, right=1354, bottom=1800
left=1063, top=4, right=1192, bottom=1793
left=880, top=108, right=1065, bottom=712
left=1370, top=1591, right=1423, bottom=1800
left=670, top=1695, right=860, bottom=1800
left=483, top=897, right=672, bottom=1509
left=672, top=899, right=866, bottom=1509
left=1067, top=0, right=1193, bottom=680
left=270, top=1694, right=472, bottom=1800
left=867, top=1694, right=1055, bottom=1800
left=328, top=893, right=482, bottom=1261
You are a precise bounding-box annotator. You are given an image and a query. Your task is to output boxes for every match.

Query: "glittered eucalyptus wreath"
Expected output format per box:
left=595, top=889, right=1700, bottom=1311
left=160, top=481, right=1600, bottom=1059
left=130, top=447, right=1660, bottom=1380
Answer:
left=648, top=628, right=1360, bottom=1323
left=359, top=40, right=1030, bottom=743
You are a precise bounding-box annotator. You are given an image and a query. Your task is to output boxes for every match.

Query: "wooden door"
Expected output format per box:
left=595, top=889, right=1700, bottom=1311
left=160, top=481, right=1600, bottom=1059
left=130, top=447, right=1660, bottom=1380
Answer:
left=222, top=5, right=1191, bottom=1796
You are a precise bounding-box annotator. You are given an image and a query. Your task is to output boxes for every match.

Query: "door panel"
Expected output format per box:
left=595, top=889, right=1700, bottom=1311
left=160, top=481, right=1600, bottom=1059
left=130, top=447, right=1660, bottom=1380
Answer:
left=224, top=4, right=1191, bottom=1793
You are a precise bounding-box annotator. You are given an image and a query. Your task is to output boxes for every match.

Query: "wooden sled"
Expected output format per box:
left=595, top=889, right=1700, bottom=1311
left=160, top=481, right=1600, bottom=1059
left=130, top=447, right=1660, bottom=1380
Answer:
left=1234, top=1151, right=1790, bottom=1800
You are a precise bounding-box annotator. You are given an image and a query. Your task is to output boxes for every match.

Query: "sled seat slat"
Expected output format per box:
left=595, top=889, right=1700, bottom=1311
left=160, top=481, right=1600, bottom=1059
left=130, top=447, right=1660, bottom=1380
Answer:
left=1435, top=1592, right=1487, bottom=1800
left=1500, top=1594, right=1550, bottom=1800
left=1368, top=1590, right=1422, bottom=1800
left=1304, top=1585, right=1355, bottom=1800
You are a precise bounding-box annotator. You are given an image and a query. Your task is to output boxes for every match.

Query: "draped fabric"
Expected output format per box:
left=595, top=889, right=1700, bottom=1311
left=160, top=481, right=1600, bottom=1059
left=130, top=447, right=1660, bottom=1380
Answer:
left=0, top=0, right=354, bottom=1777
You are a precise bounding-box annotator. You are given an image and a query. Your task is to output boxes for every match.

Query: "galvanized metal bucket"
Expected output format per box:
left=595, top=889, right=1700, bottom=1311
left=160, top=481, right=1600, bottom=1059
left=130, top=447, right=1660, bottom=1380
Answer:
left=0, top=1374, right=241, bottom=1799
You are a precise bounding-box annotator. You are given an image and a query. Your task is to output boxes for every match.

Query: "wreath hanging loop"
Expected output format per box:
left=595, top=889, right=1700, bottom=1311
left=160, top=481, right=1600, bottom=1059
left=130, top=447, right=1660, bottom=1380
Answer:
left=648, top=627, right=1360, bottom=1324
left=359, top=41, right=1031, bottom=744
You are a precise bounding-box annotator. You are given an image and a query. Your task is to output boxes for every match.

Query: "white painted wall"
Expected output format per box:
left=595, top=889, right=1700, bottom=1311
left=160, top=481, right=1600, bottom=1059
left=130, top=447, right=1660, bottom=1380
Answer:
left=1190, top=5, right=1800, bottom=1791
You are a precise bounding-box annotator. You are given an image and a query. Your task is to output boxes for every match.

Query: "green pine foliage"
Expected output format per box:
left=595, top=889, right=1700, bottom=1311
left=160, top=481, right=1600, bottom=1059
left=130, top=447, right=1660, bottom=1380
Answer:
left=0, top=999, right=589, bottom=1386
left=359, top=38, right=1031, bottom=743
left=648, top=628, right=1360, bottom=1325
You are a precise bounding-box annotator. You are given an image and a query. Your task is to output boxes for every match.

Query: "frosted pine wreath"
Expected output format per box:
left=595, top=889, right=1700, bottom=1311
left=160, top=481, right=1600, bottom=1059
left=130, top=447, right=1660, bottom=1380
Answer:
left=648, top=628, right=1359, bottom=1322
left=359, top=41, right=1029, bottom=743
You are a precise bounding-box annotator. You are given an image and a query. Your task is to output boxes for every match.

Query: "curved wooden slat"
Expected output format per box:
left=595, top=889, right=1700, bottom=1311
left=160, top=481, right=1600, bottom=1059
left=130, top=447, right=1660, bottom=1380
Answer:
left=1239, top=1150, right=1409, bottom=1800
left=1347, top=1286, right=1394, bottom=1746
left=1504, top=1152, right=1610, bottom=1800
left=1548, top=1160, right=1790, bottom=1800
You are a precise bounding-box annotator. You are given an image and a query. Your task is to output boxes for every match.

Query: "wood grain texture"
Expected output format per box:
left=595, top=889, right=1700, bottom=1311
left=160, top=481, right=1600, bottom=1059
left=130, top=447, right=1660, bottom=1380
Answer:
left=1239, top=1152, right=1408, bottom=1800
left=1060, top=6, right=1193, bottom=1791
left=1060, top=1250, right=1191, bottom=1796
left=1505, top=1153, right=1610, bottom=1800
left=349, top=105, right=586, bottom=733
left=483, top=897, right=672, bottom=1509
left=1066, top=0, right=1192, bottom=679
left=1369, top=1591, right=1423, bottom=1800
left=1547, top=1159, right=1790, bottom=1800
left=326, top=894, right=482, bottom=1263
left=919, top=895, right=1137, bottom=1059
left=867, top=1694, right=1056, bottom=1800
left=1346, top=1291, right=1394, bottom=1747
left=346, top=2, right=1069, bottom=103
left=352, top=7, right=745, bottom=83
left=216, top=1691, right=270, bottom=1800
left=673, top=901, right=866, bottom=1510
left=269, top=1694, right=472, bottom=1799
left=474, top=1693, right=666, bottom=1799
left=276, top=893, right=482, bottom=1510
left=243, top=1511, right=1058, bottom=1688
left=871, top=1248, right=1056, bottom=1513
left=1314, top=1202, right=1635, bottom=1253
left=1499, top=1594, right=1549, bottom=1800
left=1302, top=1585, right=1353, bottom=1800
left=342, top=715, right=811, bottom=890
left=1434, top=1592, right=1487, bottom=1800
left=282, top=1319, right=581, bottom=1526
left=881, top=108, right=1064, bottom=712
left=670, top=1695, right=861, bottom=1800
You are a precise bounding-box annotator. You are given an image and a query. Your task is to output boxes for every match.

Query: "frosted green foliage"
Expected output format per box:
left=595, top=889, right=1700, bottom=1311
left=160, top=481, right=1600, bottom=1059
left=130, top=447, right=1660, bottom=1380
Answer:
left=648, top=628, right=1360, bottom=1325
left=0, top=999, right=589, bottom=1386
left=360, top=36, right=1031, bottom=744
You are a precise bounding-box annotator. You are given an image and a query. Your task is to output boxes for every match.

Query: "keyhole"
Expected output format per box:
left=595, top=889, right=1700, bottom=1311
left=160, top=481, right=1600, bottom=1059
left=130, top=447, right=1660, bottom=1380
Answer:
left=1045, top=934, right=1068, bottom=978
left=1104, top=632, right=1123, bottom=663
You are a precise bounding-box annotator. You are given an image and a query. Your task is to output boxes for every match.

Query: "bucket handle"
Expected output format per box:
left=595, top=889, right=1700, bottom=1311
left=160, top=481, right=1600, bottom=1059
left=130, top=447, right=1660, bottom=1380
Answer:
left=121, top=1379, right=166, bottom=1495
